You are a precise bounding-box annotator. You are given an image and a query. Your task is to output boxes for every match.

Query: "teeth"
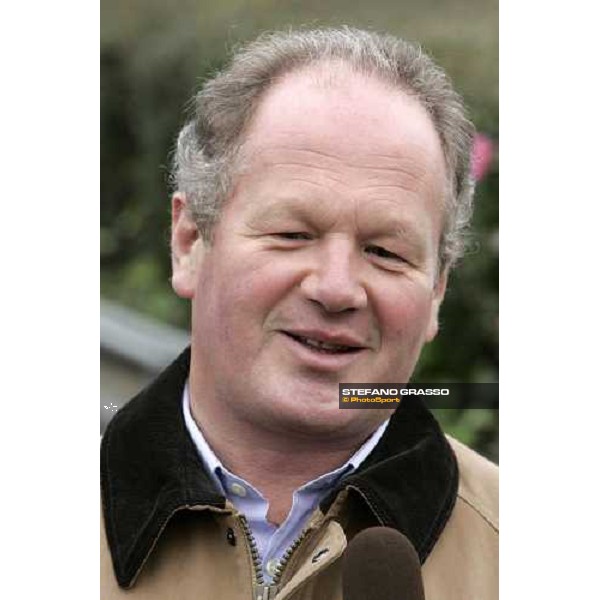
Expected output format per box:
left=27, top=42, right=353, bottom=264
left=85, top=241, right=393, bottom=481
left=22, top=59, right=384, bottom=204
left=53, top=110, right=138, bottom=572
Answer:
left=298, top=336, right=351, bottom=352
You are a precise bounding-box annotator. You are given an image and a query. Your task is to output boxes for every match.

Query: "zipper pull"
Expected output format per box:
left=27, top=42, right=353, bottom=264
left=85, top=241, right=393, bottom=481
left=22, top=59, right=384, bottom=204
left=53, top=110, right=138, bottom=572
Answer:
left=253, top=584, right=278, bottom=600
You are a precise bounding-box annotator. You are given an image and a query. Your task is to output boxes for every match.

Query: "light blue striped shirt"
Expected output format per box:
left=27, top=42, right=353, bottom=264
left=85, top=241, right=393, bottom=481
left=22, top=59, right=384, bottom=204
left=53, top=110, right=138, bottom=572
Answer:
left=182, top=383, right=389, bottom=582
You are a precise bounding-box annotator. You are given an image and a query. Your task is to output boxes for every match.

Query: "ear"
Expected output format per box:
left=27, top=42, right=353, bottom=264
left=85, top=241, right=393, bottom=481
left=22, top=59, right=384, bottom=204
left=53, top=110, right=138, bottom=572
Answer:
left=170, top=193, right=205, bottom=299
left=425, top=269, right=448, bottom=342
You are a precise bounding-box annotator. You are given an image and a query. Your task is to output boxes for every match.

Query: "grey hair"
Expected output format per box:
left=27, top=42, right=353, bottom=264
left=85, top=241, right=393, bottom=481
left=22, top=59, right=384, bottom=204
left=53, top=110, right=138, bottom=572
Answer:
left=171, top=27, right=475, bottom=270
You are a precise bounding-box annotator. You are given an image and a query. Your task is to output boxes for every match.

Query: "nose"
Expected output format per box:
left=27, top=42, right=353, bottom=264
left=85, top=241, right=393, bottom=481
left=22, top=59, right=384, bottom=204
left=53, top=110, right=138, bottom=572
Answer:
left=300, top=237, right=368, bottom=313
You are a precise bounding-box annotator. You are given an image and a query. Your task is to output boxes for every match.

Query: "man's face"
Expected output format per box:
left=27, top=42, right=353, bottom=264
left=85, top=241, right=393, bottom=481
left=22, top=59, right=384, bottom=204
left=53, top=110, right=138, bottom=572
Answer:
left=173, top=67, right=448, bottom=439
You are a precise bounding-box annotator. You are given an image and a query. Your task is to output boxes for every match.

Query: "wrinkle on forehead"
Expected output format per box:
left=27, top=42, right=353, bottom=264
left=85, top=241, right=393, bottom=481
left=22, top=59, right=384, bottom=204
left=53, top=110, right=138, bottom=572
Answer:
left=237, top=144, right=443, bottom=208
left=247, top=145, right=437, bottom=174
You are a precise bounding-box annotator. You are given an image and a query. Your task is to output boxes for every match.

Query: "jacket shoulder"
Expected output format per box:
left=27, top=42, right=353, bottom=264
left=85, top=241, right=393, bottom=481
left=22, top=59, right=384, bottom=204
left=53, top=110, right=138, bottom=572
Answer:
left=447, top=436, right=498, bottom=532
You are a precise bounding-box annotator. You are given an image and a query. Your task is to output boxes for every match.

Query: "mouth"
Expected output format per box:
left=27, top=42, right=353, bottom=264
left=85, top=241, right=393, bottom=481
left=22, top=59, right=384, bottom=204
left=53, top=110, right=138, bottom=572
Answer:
left=281, top=331, right=364, bottom=355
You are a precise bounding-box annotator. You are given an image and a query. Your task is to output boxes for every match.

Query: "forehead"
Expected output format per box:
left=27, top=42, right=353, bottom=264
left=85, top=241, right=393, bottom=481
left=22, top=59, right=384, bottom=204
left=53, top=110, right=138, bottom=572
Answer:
left=240, top=63, right=446, bottom=184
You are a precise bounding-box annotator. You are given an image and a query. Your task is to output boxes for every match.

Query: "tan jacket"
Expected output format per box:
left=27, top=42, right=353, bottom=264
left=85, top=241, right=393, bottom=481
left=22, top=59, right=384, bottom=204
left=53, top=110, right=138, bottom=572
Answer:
left=101, top=351, right=498, bottom=599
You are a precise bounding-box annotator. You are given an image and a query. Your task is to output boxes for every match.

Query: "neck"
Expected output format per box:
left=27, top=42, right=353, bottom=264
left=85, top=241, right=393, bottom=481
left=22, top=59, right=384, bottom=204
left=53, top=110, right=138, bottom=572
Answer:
left=188, top=387, right=377, bottom=526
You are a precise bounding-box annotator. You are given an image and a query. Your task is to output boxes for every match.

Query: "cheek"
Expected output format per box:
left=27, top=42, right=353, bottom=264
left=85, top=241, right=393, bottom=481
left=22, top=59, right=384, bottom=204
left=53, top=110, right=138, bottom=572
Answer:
left=376, top=283, right=435, bottom=341
left=196, top=253, right=298, bottom=346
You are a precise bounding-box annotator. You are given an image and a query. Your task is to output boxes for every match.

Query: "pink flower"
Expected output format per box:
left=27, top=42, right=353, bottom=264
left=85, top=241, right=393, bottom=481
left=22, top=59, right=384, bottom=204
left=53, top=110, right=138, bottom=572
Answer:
left=471, top=133, right=495, bottom=181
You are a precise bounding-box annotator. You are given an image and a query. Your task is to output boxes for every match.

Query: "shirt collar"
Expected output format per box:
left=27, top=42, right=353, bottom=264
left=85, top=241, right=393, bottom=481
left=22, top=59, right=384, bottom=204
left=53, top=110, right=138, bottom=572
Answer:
left=182, top=382, right=225, bottom=493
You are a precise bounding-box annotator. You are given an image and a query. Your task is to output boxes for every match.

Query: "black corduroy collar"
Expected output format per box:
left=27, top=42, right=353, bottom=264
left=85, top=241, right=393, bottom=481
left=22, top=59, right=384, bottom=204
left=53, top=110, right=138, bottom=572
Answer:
left=101, top=348, right=458, bottom=588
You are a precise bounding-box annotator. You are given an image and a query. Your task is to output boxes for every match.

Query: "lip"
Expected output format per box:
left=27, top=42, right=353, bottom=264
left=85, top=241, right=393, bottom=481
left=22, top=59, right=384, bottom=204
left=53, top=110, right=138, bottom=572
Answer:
left=278, top=329, right=368, bottom=372
left=283, top=328, right=368, bottom=349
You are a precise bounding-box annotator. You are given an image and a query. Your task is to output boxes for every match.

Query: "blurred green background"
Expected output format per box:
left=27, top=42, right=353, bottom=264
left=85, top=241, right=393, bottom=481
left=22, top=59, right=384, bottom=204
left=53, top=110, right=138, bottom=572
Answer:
left=100, top=0, right=498, bottom=461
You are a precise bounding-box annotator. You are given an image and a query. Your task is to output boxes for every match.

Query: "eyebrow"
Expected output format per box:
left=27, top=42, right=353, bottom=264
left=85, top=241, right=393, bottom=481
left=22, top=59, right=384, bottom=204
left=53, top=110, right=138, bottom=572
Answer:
left=245, top=196, right=334, bottom=229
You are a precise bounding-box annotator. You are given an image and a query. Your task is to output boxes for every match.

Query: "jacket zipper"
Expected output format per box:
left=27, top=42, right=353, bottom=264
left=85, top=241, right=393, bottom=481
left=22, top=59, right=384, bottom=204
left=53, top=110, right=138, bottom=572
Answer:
left=238, top=515, right=314, bottom=600
left=270, top=524, right=312, bottom=585
left=239, top=487, right=379, bottom=598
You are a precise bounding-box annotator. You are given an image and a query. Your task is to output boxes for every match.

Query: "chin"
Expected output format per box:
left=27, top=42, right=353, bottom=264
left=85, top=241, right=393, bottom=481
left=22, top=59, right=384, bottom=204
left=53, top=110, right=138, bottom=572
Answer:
left=262, top=393, right=388, bottom=440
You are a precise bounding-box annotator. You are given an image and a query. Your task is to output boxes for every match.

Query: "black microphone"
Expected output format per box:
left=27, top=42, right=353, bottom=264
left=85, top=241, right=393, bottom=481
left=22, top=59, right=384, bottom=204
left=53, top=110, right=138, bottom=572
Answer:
left=342, top=527, right=425, bottom=600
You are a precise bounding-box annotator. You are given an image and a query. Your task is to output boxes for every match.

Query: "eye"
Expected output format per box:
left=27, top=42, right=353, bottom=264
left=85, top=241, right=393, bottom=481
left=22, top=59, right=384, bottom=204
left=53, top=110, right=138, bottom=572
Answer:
left=274, top=232, right=312, bottom=241
left=364, top=244, right=404, bottom=262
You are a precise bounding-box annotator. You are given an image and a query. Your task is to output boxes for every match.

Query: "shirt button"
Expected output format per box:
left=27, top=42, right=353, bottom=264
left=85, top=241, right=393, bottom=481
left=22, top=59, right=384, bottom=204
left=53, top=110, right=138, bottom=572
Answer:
left=229, top=482, right=247, bottom=497
left=266, top=559, right=278, bottom=576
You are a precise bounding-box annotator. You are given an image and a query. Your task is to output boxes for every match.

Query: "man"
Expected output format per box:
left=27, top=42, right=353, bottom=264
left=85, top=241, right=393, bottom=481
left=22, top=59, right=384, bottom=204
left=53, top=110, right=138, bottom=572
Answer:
left=101, top=28, right=498, bottom=599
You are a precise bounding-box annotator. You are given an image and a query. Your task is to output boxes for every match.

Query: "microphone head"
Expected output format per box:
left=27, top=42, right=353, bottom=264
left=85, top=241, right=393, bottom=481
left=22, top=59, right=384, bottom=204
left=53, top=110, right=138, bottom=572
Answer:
left=342, top=527, right=425, bottom=600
